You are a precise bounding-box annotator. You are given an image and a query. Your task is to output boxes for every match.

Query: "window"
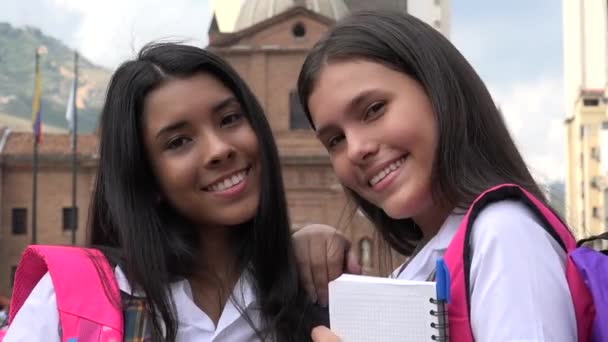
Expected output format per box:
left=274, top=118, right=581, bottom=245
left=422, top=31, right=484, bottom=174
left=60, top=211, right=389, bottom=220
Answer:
left=292, top=22, right=306, bottom=38
left=289, top=89, right=308, bottom=129
left=580, top=125, right=586, bottom=139
left=359, top=238, right=373, bottom=268
left=11, top=208, right=27, bottom=235
left=592, top=147, right=600, bottom=161
left=62, top=207, right=78, bottom=231
left=583, top=98, right=600, bottom=107
left=593, top=206, right=599, bottom=218
left=10, top=265, right=17, bottom=288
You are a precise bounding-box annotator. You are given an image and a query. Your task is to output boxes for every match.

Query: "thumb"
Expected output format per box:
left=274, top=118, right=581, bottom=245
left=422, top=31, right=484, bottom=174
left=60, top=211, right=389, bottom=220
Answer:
left=311, top=326, right=341, bottom=342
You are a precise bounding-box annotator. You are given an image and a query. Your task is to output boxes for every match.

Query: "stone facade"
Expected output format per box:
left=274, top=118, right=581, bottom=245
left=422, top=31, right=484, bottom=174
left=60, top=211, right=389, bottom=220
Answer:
left=0, top=131, right=98, bottom=296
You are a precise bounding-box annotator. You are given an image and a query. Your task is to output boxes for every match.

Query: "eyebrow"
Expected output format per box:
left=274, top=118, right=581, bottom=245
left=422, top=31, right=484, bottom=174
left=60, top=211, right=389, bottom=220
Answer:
left=155, top=120, right=188, bottom=140
left=155, top=96, right=240, bottom=140
left=211, top=96, right=240, bottom=114
left=315, top=90, right=374, bottom=138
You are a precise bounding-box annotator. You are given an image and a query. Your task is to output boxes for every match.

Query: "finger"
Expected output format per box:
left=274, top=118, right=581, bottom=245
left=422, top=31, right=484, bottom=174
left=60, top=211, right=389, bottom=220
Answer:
left=294, top=237, right=318, bottom=303
left=326, top=234, right=347, bottom=282
left=311, top=326, right=341, bottom=342
left=310, top=236, right=329, bottom=306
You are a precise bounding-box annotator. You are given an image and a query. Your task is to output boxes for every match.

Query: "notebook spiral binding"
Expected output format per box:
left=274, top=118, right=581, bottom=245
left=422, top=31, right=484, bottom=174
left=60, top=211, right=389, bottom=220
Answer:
left=429, top=298, right=449, bottom=341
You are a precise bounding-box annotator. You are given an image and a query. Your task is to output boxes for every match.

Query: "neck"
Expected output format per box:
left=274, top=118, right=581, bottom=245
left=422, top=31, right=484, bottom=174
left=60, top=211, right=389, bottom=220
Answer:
left=193, top=224, right=238, bottom=281
left=188, top=224, right=241, bottom=325
left=413, top=203, right=453, bottom=242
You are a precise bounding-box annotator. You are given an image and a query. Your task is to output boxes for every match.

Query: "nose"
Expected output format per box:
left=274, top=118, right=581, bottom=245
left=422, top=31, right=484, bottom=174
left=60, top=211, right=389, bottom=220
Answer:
left=346, top=132, right=378, bottom=164
left=203, top=132, right=236, bottom=167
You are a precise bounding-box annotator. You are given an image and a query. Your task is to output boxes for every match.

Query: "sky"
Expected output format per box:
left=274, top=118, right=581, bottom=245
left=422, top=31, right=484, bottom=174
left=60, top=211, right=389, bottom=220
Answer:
left=0, top=0, right=566, bottom=182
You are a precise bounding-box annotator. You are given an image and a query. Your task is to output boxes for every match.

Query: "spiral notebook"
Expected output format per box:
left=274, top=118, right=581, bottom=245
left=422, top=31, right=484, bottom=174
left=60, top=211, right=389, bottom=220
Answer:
left=328, top=274, right=448, bottom=342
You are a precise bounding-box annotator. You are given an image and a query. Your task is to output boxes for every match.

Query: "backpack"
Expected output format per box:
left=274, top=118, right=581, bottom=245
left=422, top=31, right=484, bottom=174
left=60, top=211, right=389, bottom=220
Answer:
left=444, top=184, right=603, bottom=342
left=0, top=245, right=123, bottom=341
left=571, top=232, right=608, bottom=342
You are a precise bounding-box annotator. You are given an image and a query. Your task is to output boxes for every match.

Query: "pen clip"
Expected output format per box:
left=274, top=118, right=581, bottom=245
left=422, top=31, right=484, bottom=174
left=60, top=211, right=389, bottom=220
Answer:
left=435, top=257, right=450, bottom=303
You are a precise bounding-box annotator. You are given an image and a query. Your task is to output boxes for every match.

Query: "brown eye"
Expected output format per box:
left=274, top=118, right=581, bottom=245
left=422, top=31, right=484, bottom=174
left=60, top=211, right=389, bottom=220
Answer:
left=327, top=134, right=345, bottom=149
left=166, top=136, right=191, bottom=150
left=220, top=113, right=244, bottom=127
left=364, top=101, right=386, bottom=120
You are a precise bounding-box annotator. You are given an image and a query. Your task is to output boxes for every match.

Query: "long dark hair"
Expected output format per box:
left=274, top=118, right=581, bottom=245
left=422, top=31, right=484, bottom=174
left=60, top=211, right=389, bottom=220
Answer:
left=89, top=42, right=317, bottom=341
left=297, top=11, right=550, bottom=255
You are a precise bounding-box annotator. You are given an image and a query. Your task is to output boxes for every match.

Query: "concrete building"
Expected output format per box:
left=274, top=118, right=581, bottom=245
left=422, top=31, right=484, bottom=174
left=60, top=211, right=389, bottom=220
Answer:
left=563, top=0, right=608, bottom=247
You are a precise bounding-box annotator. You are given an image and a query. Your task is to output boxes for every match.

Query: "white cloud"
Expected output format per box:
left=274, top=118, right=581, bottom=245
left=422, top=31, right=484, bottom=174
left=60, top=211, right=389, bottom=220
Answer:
left=488, top=77, right=565, bottom=182
left=57, top=0, right=213, bottom=68
left=451, top=10, right=566, bottom=183
left=1, top=0, right=214, bottom=69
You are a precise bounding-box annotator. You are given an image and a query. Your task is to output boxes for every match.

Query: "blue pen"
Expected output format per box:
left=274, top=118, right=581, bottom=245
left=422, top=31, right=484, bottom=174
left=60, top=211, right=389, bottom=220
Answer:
left=435, top=257, right=450, bottom=303
left=434, top=257, right=450, bottom=341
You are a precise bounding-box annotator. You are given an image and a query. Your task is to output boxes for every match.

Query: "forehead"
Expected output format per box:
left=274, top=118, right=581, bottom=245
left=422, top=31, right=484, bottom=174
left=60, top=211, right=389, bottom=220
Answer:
left=308, top=60, right=405, bottom=123
left=144, top=72, right=234, bottom=115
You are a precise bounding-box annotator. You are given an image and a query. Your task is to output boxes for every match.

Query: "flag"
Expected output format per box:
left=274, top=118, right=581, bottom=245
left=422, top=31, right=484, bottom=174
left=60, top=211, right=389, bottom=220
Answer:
left=31, top=51, right=42, bottom=144
left=65, top=76, right=76, bottom=147
left=65, top=78, right=75, bottom=131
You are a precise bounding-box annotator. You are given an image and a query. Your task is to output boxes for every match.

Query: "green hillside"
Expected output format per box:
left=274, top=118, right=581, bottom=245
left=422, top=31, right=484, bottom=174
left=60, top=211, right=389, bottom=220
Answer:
left=0, top=22, right=111, bottom=132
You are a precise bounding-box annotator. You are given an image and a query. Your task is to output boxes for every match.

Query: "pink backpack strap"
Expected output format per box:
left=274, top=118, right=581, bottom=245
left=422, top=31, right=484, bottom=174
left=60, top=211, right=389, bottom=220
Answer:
left=445, top=184, right=594, bottom=342
left=8, top=245, right=123, bottom=341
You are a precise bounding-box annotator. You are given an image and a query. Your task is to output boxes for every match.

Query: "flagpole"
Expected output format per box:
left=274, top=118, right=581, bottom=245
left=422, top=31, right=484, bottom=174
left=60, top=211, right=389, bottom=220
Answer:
left=71, top=52, right=78, bottom=245
left=31, top=49, right=39, bottom=245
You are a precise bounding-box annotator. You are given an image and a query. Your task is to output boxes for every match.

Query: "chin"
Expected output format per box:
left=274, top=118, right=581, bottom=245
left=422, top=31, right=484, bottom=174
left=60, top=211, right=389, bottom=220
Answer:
left=381, top=200, right=422, bottom=220
left=383, top=207, right=413, bottom=220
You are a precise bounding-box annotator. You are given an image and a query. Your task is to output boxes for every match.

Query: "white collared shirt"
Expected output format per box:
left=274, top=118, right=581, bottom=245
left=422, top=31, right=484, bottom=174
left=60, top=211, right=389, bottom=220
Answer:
left=3, top=266, right=265, bottom=341
left=393, top=200, right=577, bottom=342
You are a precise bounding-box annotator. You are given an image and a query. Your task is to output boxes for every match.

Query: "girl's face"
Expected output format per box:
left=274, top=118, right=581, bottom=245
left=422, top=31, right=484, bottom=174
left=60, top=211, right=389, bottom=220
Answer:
left=142, top=72, right=261, bottom=228
left=308, top=60, right=438, bottom=222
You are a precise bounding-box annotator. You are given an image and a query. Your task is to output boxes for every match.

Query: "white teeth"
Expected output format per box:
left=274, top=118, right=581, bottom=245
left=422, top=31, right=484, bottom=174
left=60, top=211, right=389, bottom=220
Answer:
left=369, top=158, right=405, bottom=186
left=206, top=170, right=248, bottom=192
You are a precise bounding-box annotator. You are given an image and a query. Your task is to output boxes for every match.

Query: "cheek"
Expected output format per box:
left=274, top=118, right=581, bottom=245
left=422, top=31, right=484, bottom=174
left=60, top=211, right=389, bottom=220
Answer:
left=155, top=158, right=197, bottom=194
left=241, top=127, right=260, bottom=157
left=330, top=156, right=356, bottom=187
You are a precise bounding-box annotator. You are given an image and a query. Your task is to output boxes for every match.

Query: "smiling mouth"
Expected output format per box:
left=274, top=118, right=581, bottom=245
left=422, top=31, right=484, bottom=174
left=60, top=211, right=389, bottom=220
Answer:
left=203, top=167, right=251, bottom=192
left=368, top=156, right=407, bottom=187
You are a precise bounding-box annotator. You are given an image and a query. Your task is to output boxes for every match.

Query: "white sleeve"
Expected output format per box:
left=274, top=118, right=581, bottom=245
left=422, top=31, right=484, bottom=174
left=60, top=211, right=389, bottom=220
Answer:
left=2, top=272, right=60, bottom=342
left=469, top=200, right=577, bottom=342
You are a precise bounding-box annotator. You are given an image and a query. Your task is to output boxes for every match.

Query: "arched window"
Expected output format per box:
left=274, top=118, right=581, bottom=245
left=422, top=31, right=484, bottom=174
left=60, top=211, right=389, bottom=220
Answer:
left=359, top=238, right=372, bottom=268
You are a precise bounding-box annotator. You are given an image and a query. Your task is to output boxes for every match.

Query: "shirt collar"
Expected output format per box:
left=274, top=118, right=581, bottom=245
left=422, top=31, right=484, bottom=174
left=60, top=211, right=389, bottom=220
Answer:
left=393, top=209, right=465, bottom=280
left=116, top=265, right=259, bottom=332
left=430, top=210, right=466, bottom=252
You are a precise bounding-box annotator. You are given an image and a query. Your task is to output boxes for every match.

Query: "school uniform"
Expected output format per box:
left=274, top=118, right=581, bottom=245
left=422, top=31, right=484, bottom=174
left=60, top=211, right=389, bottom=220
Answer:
left=394, top=200, right=577, bottom=342
left=4, top=266, right=265, bottom=341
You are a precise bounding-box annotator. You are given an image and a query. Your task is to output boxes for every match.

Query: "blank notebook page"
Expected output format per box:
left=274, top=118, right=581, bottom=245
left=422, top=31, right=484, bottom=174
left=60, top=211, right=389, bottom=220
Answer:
left=328, top=274, right=437, bottom=342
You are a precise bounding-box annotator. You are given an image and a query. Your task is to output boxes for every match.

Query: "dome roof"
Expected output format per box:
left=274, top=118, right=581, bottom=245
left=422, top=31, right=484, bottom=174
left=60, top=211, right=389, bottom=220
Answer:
left=234, top=0, right=349, bottom=31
